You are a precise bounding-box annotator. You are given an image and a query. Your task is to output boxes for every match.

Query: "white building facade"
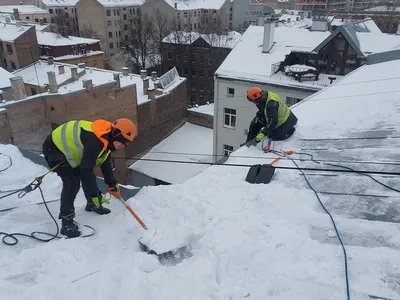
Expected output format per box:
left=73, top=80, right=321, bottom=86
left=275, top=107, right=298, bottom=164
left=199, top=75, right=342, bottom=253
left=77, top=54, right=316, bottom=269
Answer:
left=229, top=0, right=275, bottom=32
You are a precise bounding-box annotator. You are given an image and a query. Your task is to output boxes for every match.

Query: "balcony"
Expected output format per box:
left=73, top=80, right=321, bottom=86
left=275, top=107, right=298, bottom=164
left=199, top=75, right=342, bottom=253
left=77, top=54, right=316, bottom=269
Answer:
left=270, top=61, right=342, bottom=87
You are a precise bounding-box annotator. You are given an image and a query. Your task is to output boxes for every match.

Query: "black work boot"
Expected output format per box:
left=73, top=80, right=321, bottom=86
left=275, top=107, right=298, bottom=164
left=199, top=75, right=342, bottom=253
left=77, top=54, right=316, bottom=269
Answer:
left=60, top=216, right=81, bottom=238
left=85, top=201, right=111, bottom=215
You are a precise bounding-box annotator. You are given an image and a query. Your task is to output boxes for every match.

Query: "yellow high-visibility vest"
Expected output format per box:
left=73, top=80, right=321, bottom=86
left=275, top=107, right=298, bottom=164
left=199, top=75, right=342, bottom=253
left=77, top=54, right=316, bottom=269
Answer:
left=264, top=92, right=291, bottom=128
left=52, top=120, right=111, bottom=168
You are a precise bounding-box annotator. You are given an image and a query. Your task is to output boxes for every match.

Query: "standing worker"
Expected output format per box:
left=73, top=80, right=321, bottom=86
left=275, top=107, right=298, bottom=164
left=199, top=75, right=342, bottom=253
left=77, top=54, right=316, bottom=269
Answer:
left=42, top=118, right=137, bottom=238
left=246, top=87, right=298, bottom=143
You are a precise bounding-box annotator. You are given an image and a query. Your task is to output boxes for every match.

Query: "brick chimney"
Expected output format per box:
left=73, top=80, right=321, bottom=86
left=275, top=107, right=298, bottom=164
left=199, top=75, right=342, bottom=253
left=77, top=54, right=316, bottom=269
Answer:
left=83, top=79, right=93, bottom=91
left=151, top=71, right=157, bottom=81
left=58, top=65, right=65, bottom=74
left=143, top=78, right=149, bottom=95
left=13, top=8, right=20, bottom=20
left=147, top=87, right=155, bottom=102
left=9, top=76, right=27, bottom=100
left=122, top=67, right=129, bottom=76
left=71, top=67, right=78, bottom=81
left=140, top=69, right=147, bottom=79
left=47, top=71, right=58, bottom=93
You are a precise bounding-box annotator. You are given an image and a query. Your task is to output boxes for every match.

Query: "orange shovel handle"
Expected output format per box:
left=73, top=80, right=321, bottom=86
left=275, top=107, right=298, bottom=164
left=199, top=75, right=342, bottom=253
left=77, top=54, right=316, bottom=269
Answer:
left=116, top=197, right=148, bottom=230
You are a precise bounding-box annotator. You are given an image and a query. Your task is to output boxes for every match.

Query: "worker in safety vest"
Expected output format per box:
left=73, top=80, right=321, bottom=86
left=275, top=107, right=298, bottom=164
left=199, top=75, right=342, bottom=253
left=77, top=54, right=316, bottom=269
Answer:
left=246, top=87, right=298, bottom=143
left=42, top=118, right=137, bottom=238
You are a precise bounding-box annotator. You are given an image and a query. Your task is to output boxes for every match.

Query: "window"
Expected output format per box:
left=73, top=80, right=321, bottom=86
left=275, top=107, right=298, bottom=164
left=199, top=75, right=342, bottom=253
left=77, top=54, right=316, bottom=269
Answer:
left=223, top=144, right=233, bottom=156
left=108, top=31, right=113, bottom=38
left=49, top=9, right=53, bottom=13
left=286, top=96, right=302, bottom=106
left=6, top=44, right=13, bottom=54
left=167, top=52, right=172, bottom=59
left=107, top=20, right=111, bottom=27
left=123, top=14, right=127, bottom=20
left=109, top=42, right=114, bottom=49
left=227, top=87, right=234, bottom=97
left=106, top=9, right=111, bottom=16
left=31, top=88, right=37, bottom=95
left=224, top=108, right=236, bottom=128
left=10, top=61, right=16, bottom=70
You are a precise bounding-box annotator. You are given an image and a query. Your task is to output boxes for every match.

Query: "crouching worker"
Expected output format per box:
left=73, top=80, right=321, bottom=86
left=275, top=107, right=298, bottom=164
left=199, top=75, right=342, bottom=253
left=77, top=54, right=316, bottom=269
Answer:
left=246, top=87, right=298, bottom=143
left=42, top=118, right=137, bottom=238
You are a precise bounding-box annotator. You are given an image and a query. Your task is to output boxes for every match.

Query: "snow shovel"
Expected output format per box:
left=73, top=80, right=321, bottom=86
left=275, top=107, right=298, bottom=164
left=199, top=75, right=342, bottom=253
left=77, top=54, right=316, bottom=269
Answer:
left=112, top=194, right=192, bottom=264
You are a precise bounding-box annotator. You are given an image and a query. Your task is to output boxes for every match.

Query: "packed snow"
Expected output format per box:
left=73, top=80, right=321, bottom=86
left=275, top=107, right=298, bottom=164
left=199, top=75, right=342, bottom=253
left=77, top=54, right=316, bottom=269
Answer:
left=1, top=57, right=400, bottom=299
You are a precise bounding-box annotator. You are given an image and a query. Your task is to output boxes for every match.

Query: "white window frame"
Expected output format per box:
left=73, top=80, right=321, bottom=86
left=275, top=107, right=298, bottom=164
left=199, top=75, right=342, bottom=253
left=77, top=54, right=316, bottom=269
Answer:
left=223, top=144, right=233, bottom=156
left=223, top=108, right=236, bottom=129
left=226, top=87, right=235, bottom=97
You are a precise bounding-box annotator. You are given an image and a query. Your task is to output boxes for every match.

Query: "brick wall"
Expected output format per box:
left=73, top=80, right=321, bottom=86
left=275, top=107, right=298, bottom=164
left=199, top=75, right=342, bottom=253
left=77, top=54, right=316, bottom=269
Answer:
left=125, top=79, right=187, bottom=158
left=14, top=26, right=40, bottom=70
left=0, top=82, right=138, bottom=184
left=187, top=110, right=213, bottom=129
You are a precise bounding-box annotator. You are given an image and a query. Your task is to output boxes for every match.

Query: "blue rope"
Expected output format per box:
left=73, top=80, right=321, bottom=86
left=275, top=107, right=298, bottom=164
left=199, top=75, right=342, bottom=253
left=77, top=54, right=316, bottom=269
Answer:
left=282, top=153, right=350, bottom=300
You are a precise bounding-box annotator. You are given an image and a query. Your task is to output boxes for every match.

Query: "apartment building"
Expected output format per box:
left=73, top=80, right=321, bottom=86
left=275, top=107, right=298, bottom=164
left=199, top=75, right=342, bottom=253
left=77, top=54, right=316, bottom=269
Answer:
left=76, top=0, right=143, bottom=57
left=0, top=11, right=51, bottom=31
left=162, top=30, right=241, bottom=105
left=36, top=30, right=104, bottom=68
left=0, top=59, right=186, bottom=183
left=0, top=5, right=50, bottom=23
left=165, top=0, right=231, bottom=32
left=0, top=23, right=40, bottom=72
left=39, top=0, right=79, bottom=36
left=229, top=0, right=276, bottom=31
left=213, top=17, right=400, bottom=159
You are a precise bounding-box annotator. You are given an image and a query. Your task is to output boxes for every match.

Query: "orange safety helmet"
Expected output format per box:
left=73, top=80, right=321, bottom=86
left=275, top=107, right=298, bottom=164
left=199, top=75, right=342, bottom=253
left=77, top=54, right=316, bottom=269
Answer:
left=112, top=118, right=137, bottom=143
left=247, top=87, right=263, bottom=103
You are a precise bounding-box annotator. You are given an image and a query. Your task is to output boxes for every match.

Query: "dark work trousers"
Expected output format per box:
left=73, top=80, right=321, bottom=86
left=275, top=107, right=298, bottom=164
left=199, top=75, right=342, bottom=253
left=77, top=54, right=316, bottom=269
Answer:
left=246, top=111, right=298, bottom=142
left=42, top=135, right=81, bottom=220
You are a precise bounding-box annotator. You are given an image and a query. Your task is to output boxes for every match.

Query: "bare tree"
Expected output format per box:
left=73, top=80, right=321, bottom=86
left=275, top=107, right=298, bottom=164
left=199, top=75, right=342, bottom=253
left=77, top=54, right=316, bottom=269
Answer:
left=123, top=12, right=158, bottom=73
left=151, top=8, right=172, bottom=73
left=80, top=23, right=103, bottom=41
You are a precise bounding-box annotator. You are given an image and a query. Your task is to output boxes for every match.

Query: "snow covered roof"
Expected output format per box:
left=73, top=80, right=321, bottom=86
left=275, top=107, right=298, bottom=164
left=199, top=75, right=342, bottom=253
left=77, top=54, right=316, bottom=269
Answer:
left=96, top=0, right=144, bottom=7
left=0, top=22, right=33, bottom=42
left=5, top=60, right=184, bottom=105
left=0, top=67, right=13, bottom=89
left=188, top=103, right=214, bottom=116
left=0, top=5, right=49, bottom=14
left=2, top=52, right=400, bottom=299
left=313, top=20, right=400, bottom=57
left=130, top=122, right=213, bottom=184
left=41, top=0, right=78, bottom=7
left=36, top=31, right=100, bottom=46
left=165, top=0, right=227, bottom=10
left=0, top=13, right=49, bottom=31
left=163, top=31, right=242, bottom=49
left=364, top=5, right=400, bottom=11
left=215, top=25, right=330, bottom=85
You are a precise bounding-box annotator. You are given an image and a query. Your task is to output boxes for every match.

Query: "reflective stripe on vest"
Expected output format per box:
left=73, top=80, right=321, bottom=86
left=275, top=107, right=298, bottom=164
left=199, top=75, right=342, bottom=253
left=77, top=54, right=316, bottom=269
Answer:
left=264, top=92, right=291, bottom=128
left=52, top=120, right=111, bottom=168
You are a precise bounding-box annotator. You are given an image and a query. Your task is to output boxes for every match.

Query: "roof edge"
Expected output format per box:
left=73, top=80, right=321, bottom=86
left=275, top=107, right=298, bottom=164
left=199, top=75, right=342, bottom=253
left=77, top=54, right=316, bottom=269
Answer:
left=366, top=49, right=400, bottom=65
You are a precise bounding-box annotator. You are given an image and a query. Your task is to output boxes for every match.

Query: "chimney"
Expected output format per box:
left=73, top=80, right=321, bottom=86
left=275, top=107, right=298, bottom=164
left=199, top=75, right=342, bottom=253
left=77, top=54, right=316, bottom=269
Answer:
left=47, top=56, right=54, bottom=64
left=58, top=65, right=65, bottom=74
left=258, top=16, right=264, bottom=26
left=39, top=18, right=44, bottom=26
left=174, top=2, right=177, bottom=9
left=151, top=71, right=157, bottom=81
left=140, top=69, right=147, bottom=79
left=310, top=18, right=328, bottom=32
left=78, top=62, right=86, bottom=68
left=148, top=87, right=155, bottom=102
left=47, top=71, right=58, bottom=93
left=113, top=73, right=121, bottom=88
left=9, top=76, right=27, bottom=100
left=71, top=67, right=78, bottom=81
left=262, top=16, right=276, bottom=53
left=122, top=67, right=129, bottom=76
left=83, top=79, right=93, bottom=91
left=13, top=8, right=20, bottom=20
left=143, top=78, right=149, bottom=95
